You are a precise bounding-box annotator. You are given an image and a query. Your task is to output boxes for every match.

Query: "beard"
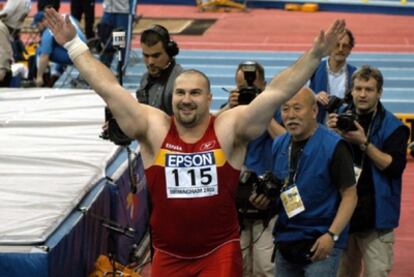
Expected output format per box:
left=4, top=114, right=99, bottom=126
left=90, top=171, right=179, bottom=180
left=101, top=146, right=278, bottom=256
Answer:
left=147, top=65, right=162, bottom=77
left=175, top=102, right=198, bottom=127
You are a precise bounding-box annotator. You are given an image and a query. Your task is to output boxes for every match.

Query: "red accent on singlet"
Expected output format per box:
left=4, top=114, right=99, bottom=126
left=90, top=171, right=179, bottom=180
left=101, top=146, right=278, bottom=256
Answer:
left=145, top=116, right=241, bottom=258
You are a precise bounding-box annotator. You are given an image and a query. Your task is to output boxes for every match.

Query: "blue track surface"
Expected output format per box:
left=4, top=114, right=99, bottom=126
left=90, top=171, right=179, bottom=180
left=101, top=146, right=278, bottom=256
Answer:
left=57, top=49, right=414, bottom=114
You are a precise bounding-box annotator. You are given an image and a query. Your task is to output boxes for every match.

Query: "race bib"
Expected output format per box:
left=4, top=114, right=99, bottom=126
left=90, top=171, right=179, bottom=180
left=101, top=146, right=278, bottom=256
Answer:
left=280, top=185, right=305, bottom=218
left=165, top=151, right=218, bottom=198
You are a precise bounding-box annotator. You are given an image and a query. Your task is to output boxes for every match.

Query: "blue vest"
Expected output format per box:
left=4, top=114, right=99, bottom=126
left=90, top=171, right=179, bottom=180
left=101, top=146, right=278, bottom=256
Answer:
left=368, top=107, right=406, bottom=229
left=309, top=60, right=357, bottom=124
left=244, top=110, right=282, bottom=175
left=272, top=126, right=348, bottom=248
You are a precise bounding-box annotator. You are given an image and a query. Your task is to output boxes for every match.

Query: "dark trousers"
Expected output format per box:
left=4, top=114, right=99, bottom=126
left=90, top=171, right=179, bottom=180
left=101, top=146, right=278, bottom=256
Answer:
left=71, top=0, right=96, bottom=39
left=37, top=0, right=61, bottom=11
left=0, top=70, right=12, bottom=87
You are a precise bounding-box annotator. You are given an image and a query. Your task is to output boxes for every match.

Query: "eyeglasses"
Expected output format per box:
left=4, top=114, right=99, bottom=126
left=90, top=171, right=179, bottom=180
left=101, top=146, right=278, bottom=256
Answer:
left=335, top=43, right=352, bottom=51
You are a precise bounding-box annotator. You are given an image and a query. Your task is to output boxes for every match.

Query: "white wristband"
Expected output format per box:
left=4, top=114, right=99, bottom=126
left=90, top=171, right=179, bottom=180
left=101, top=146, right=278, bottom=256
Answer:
left=63, top=35, right=89, bottom=61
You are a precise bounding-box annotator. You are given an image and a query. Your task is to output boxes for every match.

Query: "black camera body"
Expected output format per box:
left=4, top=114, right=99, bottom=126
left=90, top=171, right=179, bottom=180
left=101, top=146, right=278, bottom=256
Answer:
left=237, top=170, right=282, bottom=207
left=325, top=95, right=344, bottom=113
left=99, top=28, right=131, bottom=146
left=237, top=62, right=262, bottom=105
left=236, top=170, right=282, bottom=227
left=251, top=171, right=282, bottom=202
left=337, top=113, right=358, bottom=132
left=101, top=107, right=133, bottom=146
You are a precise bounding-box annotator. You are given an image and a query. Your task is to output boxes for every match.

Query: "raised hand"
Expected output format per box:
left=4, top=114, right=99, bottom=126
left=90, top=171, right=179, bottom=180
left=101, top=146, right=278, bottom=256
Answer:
left=312, top=19, right=346, bottom=59
left=44, top=7, right=77, bottom=45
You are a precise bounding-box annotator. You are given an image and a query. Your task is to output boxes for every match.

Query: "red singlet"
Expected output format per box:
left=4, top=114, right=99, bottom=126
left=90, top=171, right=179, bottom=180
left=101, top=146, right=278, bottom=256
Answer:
left=145, top=116, right=241, bottom=259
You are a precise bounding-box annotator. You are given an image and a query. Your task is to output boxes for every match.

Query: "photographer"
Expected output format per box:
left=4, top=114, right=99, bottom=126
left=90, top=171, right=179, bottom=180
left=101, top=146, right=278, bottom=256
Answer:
left=218, top=61, right=285, bottom=277
left=271, top=87, right=357, bottom=277
left=327, top=66, right=409, bottom=277
left=309, top=28, right=357, bottom=124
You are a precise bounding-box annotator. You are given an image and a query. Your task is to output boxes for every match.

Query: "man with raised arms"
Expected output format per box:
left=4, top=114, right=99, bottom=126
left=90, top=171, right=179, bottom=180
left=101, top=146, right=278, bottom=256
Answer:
left=44, top=8, right=345, bottom=276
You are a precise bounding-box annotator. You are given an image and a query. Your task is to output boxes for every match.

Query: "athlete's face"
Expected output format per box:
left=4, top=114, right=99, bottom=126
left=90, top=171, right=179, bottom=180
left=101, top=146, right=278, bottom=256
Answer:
left=172, top=73, right=212, bottom=128
left=142, top=41, right=170, bottom=77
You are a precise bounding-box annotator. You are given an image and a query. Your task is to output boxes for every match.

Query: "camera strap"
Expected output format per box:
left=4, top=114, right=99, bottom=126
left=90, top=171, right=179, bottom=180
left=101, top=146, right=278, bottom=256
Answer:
left=358, top=109, right=376, bottom=169
left=240, top=220, right=267, bottom=252
left=287, top=139, right=306, bottom=186
left=281, top=140, right=307, bottom=218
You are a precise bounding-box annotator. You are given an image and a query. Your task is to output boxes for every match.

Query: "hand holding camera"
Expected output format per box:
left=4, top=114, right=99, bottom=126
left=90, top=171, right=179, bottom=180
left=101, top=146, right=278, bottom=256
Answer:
left=327, top=112, right=357, bottom=132
left=327, top=113, right=368, bottom=147
left=227, top=89, right=240, bottom=108
left=336, top=113, right=358, bottom=132
left=315, top=91, right=330, bottom=106
left=324, top=95, right=344, bottom=114
left=236, top=170, right=282, bottom=211
left=249, top=191, right=271, bottom=210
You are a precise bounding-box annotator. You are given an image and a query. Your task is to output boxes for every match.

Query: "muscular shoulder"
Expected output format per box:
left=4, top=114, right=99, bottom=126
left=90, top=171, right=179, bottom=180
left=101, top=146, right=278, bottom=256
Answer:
left=139, top=110, right=171, bottom=167
left=214, top=107, right=248, bottom=169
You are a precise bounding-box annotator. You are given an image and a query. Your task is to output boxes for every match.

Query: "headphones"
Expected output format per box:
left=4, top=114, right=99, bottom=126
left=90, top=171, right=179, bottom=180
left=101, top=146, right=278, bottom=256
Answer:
left=142, top=24, right=179, bottom=58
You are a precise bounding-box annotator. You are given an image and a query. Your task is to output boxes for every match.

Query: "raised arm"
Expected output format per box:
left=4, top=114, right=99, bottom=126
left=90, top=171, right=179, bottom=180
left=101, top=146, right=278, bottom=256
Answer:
left=44, top=8, right=167, bottom=143
left=227, top=20, right=346, bottom=141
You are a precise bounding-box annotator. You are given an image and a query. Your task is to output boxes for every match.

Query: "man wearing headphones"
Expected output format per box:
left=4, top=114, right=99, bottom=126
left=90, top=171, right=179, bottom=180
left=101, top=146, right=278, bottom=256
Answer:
left=136, top=25, right=183, bottom=115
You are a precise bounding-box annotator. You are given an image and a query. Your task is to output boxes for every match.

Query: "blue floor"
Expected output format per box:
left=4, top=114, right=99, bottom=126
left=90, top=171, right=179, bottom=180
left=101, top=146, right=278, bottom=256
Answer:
left=57, top=49, right=414, bottom=114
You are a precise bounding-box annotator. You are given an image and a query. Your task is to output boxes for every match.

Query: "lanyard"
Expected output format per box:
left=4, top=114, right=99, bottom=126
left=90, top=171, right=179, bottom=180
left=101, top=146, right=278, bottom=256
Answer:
left=287, top=140, right=304, bottom=186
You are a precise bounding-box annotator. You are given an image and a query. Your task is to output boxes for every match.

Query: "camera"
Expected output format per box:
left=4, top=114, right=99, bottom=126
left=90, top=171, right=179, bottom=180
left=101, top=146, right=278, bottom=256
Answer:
left=100, top=107, right=133, bottom=146
left=324, top=95, right=344, bottom=113
left=237, top=61, right=262, bottom=105
left=236, top=170, right=283, bottom=227
left=336, top=113, right=357, bottom=132
left=236, top=170, right=282, bottom=208
left=99, top=29, right=131, bottom=146
left=251, top=171, right=282, bottom=202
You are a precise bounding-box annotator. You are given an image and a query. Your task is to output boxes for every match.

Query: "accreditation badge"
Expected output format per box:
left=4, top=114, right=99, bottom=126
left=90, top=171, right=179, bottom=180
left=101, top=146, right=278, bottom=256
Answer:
left=280, top=185, right=305, bottom=218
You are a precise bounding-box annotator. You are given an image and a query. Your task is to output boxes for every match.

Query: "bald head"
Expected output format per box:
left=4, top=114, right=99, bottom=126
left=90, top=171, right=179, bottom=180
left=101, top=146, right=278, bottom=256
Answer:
left=281, top=87, right=318, bottom=141
left=175, top=69, right=211, bottom=93
left=289, top=87, right=316, bottom=108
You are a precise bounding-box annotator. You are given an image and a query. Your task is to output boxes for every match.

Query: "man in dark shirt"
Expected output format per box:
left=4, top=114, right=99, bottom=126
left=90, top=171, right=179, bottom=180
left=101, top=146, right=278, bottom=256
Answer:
left=70, top=0, right=95, bottom=39
left=327, top=65, right=409, bottom=277
left=256, top=86, right=357, bottom=276
left=135, top=25, right=183, bottom=115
